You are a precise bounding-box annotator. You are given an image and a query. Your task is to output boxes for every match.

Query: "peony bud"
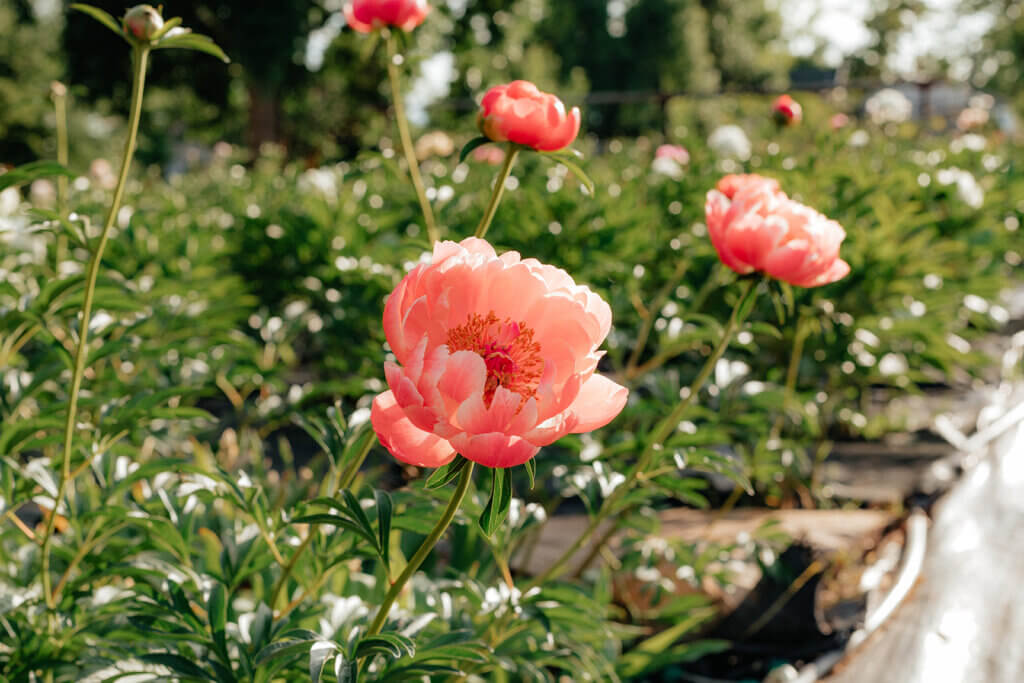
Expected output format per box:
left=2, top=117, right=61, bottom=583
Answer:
left=772, top=94, right=802, bottom=126
left=477, top=81, right=581, bottom=152
left=123, top=4, right=164, bottom=42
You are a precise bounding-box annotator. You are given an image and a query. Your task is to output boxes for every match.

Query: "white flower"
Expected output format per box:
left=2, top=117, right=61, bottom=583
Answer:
left=865, top=88, right=913, bottom=125
left=651, top=156, right=684, bottom=180
left=708, top=125, right=751, bottom=161
left=937, top=167, right=984, bottom=208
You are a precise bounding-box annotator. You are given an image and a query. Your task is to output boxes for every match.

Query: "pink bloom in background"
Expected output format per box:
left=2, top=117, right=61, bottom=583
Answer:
left=830, top=113, right=850, bottom=131
left=344, top=0, right=429, bottom=32
left=472, top=144, right=506, bottom=165
left=705, top=173, right=850, bottom=288
left=477, top=81, right=581, bottom=152
left=655, top=144, right=689, bottom=165
left=371, top=238, right=628, bottom=469
left=772, top=94, right=802, bottom=125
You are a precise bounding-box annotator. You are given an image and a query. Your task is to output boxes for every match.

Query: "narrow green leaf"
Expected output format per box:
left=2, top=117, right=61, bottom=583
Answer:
left=458, top=136, right=492, bottom=163
left=478, top=467, right=513, bottom=536
left=138, top=653, right=214, bottom=680
left=553, top=158, right=595, bottom=196
left=425, top=455, right=469, bottom=489
left=154, top=31, right=230, bottom=63
left=375, top=489, right=393, bottom=569
left=523, top=458, right=536, bottom=490
left=254, top=638, right=318, bottom=666
left=341, top=489, right=378, bottom=550
left=0, top=161, right=77, bottom=192
left=208, top=583, right=228, bottom=657
left=151, top=15, right=182, bottom=40
left=355, top=633, right=415, bottom=660
left=70, top=3, right=126, bottom=41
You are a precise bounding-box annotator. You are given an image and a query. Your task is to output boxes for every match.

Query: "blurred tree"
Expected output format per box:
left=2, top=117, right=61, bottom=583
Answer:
left=64, top=0, right=310, bottom=157
left=961, top=0, right=1024, bottom=107
left=0, top=0, right=64, bottom=165
left=844, top=0, right=927, bottom=82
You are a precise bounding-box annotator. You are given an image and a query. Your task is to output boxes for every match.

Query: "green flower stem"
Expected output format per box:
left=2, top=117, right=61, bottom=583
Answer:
left=53, top=82, right=69, bottom=268
left=40, top=45, right=150, bottom=610
left=385, top=33, right=438, bottom=244
left=473, top=143, right=519, bottom=239
left=363, top=462, right=475, bottom=640
left=524, top=279, right=758, bottom=590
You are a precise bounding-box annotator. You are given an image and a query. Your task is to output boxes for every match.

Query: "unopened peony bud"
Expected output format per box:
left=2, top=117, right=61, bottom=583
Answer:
left=123, top=4, right=164, bottom=42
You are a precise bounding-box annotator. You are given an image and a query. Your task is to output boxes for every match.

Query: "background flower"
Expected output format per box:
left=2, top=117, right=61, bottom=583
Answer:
left=705, top=174, right=850, bottom=288
left=477, top=81, right=581, bottom=152
left=344, top=0, right=430, bottom=33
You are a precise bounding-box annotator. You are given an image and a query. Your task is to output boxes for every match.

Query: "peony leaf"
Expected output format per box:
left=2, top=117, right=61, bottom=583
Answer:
left=458, top=136, right=492, bottom=164
left=375, top=489, right=393, bottom=569
left=154, top=31, right=230, bottom=63
left=425, top=455, right=469, bottom=489
left=523, top=458, right=536, bottom=490
left=478, top=466, right=512, bottom=536
left=553, top=158, right=595, bottom=196
left=70, top=3, right=127, bottom=42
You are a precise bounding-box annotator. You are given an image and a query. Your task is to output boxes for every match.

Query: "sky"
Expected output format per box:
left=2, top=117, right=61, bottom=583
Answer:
left=781, top=0, right=997, bottom=73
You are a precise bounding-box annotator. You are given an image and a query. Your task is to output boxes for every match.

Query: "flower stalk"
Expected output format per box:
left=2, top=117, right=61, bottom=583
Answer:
left=40, top=44, right=150, bottom=609
left=385, top=33, right=439, bottom=244
left=363, top=461, right=475, bottom=641
left=474, top=143, right=519, bottom=239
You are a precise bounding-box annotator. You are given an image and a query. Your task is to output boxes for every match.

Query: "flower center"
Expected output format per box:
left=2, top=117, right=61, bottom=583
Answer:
left=447, top=312, right=543, bottom=407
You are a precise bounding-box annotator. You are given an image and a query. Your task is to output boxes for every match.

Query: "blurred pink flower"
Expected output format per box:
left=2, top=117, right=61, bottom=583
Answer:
left=478, top=81, right=581, bottom=152
left=655, top=144, right=689, bottom=165
left=772, top=94, right=802, bottom=125
left=371, top=238, right=627, bottom=469
left=344, top=0, right=429, bottom=32
left=830, top=113, right=850, bottom=130
left=705, top=174, right=850, bottom=288
left=472, top=144, right=506, bottom=165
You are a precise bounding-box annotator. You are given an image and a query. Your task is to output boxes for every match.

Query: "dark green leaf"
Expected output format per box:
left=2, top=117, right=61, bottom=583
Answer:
left=310, top=642, right=337, bottom=683
left=208, top=582, right=228, bottom=657
left=375, top=489, right=393, bottom=569
left=458, top=136, right=492, bottom=163
left=355, top=633, right=415, bottom=660
left=425, top=455, right=469, bottom=489
left=138, top=653, right=214, bottom=680
left=478, top=467, right=513, bottom=536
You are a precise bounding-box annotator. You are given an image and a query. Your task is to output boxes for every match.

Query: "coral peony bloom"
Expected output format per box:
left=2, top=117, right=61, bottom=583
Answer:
left=371, top=238, right=628, bottom=469
left=705, top=174, right=850, bottom=288
left=344, top=0, right=429, bottom=32
left=477, top=81, right=581, bottom=152
left=772, top=94, right=802, bottom=125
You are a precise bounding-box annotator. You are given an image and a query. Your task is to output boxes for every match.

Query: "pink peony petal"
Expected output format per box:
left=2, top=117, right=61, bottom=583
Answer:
left=449, top=432, right=539, bottom=468
left=568, top=374, right=629, bottom=433
left=371, top=391, right=455, bottom=467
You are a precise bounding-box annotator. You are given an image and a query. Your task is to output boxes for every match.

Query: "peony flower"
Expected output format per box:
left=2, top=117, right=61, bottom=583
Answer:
left=707, top=125, right=751, bottom=161
left=371, top=238, right=628, bottom=468
left=477, top=81, right=581, bottom=153
left=705, top=174, right=850, bottom=288
left=344, top=0, right=430, bottom=33
left=772, top=94, right=802, bottom=125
